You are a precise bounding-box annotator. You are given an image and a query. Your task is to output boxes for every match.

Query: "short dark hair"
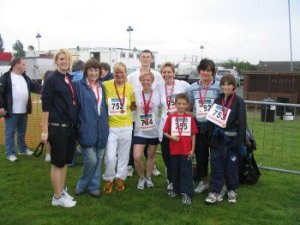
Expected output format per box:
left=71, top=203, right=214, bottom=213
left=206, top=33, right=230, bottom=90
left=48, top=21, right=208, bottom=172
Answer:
left=175, top=93, right=189, bottom=104
left=72, top=60, right=85, bottom=72
left=140, top=49, right=153, bottom=58
left=83, top=58, right=101, bottom=77
left=10, top=57, right=23, bottom=71
left=220, top=74, right=236, bottom=89
left=197, top=58, right=216, bottom=76
left=100, top=62, right=111, bottom=73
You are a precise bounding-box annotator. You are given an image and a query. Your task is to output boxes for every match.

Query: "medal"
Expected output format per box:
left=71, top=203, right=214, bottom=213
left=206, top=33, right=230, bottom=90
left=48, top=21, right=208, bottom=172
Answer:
left=120, top=109, right=125, bottom=114
left=114, top=80, right=126, bottom=114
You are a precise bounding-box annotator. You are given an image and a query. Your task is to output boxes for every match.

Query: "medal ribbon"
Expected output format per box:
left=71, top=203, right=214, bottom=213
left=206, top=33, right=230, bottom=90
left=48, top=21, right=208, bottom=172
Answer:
left=65, top=75, right=76, bottom=105
left=142, top=90, right=153, bottom=117
left=198, top=80, right=212, bottom=106
left=176, top=113, right=186, bottom=137
left=114, top=80, right=126, bottom=110
left=165, top=81, right=175, bottom=110
left=221, top=92, right=236, bottom=120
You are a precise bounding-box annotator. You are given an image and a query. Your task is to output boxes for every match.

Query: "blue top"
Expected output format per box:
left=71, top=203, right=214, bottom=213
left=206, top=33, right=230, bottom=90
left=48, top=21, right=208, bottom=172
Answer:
left=71, top=71, right=84, bottom=82
left=74, top=78, right=109, bottom=148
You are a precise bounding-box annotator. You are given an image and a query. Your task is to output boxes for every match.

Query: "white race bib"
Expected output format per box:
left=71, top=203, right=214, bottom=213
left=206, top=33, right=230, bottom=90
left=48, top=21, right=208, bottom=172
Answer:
left=171, top=117, right=191, bottom=136
left=206, top=103, right=231, bottom=128
left=108, top=98, right=127, bottom=116
left=195, top=99, right=213, bottom=119
left=138, top=113, right=156, bottom=131
left=167, top=94, right=176, bottom=114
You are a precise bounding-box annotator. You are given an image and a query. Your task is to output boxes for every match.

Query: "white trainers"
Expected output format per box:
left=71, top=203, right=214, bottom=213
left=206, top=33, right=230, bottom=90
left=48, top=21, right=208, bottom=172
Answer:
left=19, top=149, right=33, bottom=156
left=127, top=165, right=134, bottom=177
left=145, top=177, right=154, bottom=188
left=45, top=153, right=51, bottom=162
left=227, top=190, right=237, bottom=204
left=152, top=165, right=161, bottom=176
left=205, top=192, right=223, bottom=204
left=7, top=155, right=18, bottom=162
left=167, top=182, right=173, bottom=191
left=194, top=181, right=209, bottom=193
left=137, top=177, right=146, bottom=190
left=62, top=187, right=74, bottom=201
left=52, top=195, right=76, bottom=208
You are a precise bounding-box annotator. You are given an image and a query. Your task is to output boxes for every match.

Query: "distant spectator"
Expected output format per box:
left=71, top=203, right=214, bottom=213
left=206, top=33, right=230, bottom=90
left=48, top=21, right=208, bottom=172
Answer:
left=71, top=60, right=85, bottom=82
left=0, top=57, right=41, bottom=162
left=99, top=62, right=114, bottom=82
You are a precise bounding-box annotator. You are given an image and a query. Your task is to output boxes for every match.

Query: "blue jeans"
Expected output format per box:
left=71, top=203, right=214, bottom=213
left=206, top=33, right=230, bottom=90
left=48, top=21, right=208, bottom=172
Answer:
left=76, top=146, right=104, bottom=192
left=4, top=114, right=28, bottom=157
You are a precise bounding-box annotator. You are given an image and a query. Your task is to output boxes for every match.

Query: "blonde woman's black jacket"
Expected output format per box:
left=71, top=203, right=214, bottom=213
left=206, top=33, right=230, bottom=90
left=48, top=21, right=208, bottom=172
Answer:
left=209, top=93, right=247, bottom=151
left=0, top=71, right=42, bottom=117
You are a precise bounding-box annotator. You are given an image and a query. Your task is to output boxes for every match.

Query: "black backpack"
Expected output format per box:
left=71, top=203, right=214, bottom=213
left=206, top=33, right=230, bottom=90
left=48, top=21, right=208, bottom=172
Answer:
left=239, top=128, right=261, bottom=184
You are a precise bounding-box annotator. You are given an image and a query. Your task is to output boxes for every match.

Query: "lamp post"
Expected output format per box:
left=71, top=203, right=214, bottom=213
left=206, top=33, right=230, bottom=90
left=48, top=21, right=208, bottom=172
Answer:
left=36, top=33, right=41, bottom=52
left=126, top=26, right=133, bottom=50
left=288, top=0, right=293, bottom=71
left=200, top=45, right=204, bottom=60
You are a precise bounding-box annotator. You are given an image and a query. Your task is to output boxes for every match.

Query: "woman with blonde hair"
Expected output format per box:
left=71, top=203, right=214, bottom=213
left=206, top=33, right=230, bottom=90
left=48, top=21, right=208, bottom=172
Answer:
left=41, top=49, right=78, bottom=207
left=102, top=62, right=136, bottom=194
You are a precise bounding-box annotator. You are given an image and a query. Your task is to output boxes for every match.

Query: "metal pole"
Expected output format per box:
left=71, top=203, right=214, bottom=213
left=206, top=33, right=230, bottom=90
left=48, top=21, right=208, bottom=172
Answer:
left=129, top=31, right=131, bottom=50
left=288, top=0, right=293, bottom=71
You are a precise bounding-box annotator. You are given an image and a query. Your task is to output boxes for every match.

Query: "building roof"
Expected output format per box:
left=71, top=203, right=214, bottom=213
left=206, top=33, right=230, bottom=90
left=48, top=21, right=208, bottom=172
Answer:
left=257, top=61, right=300, bottom=72
left=0, top=52, right=13, bottom=61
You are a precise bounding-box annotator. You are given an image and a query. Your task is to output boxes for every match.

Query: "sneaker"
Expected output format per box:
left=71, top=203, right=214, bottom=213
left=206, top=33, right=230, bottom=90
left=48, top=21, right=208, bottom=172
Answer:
left=168, top=191, right=178, bottom=198
left=167, top=182, right=173, bottom=191
left=89, top=190, right=101, bottom=198
left=62, top=187, right=74, bottom=201
left=227, top=190, right=237, bottom=204
left=137, top=177, right=146, bottom=190
left=205, top=192, right=223, bottom=204
left=116, top=178, right=125, bottom=191
left=19, top=149, right=33, bottom=156
left=220, top=185, right=227, bottom=198
left=127, top=166, right=134, bottom=177
left=103, top=181, right=113, bottom=194
left=45, top=153, right=51, bottom=162
left=7, top=155, right=18, bottom=162
left=152, top=165, right=161, bottom=176
left=52, top=195, right=76, bottom=208
left=145, top=177, right=154, bottom=188
left=194, top=181, right=209, bottom=193
left=182, top=193, right=192, bottom=205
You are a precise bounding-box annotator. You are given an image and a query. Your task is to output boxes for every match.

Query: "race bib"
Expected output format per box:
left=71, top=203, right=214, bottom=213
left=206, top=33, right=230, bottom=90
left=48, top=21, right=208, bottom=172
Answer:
left=195, top=99, right=213, bottom=119
left=138, top=113, right=156, bottom=131
left=206, top=103, right=231, bottom=128
left=167, top=94, right=176, bottom=114
left=108, top=98, right=127, bottom=116
left=171, top=117, right=191, bottom=136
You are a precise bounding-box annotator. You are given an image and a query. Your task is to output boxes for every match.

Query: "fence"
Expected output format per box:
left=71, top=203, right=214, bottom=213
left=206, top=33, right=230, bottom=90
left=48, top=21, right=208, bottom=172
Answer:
left=245, top=100, right=300, bottom=175
left=0, top=96, right=299, bottom=175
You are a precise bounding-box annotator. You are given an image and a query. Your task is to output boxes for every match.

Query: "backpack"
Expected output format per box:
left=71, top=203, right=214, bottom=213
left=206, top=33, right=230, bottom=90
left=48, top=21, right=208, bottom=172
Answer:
left=239, top=128, right=261, bottom=184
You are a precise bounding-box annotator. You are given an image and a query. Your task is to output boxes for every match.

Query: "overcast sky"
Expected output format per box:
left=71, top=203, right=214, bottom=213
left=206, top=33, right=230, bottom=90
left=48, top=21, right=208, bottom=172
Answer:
left=0, top=0, right=299, bottom=64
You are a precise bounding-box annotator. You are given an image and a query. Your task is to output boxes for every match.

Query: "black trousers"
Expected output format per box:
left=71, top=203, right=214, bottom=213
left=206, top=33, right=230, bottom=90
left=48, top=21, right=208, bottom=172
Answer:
left=171, top=155, right=193, bottom=197
left=194, top=131, right=210, bottom=180
left=160, top=136, right=172, bottom=181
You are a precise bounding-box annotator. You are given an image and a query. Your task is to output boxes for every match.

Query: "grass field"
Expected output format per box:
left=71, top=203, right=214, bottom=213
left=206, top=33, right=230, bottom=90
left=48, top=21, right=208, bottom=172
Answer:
left=0, top=146, right=299, bottom=225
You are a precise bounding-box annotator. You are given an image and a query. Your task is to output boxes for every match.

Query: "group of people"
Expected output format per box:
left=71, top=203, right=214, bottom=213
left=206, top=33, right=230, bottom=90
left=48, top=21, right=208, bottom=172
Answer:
left=0, top=49, right=246, bottom=208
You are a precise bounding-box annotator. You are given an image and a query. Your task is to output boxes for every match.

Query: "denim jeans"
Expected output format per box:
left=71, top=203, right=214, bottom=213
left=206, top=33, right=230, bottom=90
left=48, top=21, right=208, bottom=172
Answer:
left=76, top=146, right=105, bottom=192
left=4, top=114, right=28, bottom=157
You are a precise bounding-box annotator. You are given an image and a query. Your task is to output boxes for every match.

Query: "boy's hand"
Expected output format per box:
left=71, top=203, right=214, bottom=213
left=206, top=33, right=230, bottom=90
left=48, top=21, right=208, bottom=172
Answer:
left=170, top=135, right=180, bottom=142
left=187, top=150, right=194, bottom=158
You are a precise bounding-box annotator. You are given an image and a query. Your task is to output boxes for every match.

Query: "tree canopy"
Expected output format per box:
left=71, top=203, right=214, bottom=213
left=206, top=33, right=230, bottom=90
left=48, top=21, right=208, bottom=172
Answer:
left=221, top=59, right=257, bottom=73
left=12, top=40, right=25, bottom=57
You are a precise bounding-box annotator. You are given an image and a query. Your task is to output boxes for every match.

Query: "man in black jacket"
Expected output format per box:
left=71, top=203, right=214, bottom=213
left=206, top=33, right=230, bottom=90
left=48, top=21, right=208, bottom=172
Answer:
left=0, top=57, right=41, bottom=162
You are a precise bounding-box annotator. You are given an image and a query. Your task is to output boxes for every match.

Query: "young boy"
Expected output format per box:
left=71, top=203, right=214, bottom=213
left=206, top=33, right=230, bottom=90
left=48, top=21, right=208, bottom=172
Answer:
left=163, top=93, right=198, bottom=205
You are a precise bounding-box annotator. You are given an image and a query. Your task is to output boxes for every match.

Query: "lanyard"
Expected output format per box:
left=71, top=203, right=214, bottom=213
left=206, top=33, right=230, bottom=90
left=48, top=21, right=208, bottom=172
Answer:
left=198, top=80, right=212, bottom=106
left=88, top=80, right=102, bottom=107
left=114, top=80, right=126, bottom=111
left=176, top=113, right=186, bottom=137
left=65, top=75, right=76, bottom=105
left=221, top=92, right=236, bottom=120
left=142, top=90, right=153, bottom=116
left=165, top=81, right=175, bottom=110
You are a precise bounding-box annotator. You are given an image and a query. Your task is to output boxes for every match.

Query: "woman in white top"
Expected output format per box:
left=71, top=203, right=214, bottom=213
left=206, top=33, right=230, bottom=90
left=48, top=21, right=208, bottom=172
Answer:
left=160, top=62, right=190, bottom=190
left=133, top=72, right=167, bottom=190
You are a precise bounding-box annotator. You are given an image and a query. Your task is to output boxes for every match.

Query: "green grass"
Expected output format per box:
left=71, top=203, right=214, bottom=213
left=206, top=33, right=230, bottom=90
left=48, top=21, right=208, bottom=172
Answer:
left=0, top=146, right=299, bottom=225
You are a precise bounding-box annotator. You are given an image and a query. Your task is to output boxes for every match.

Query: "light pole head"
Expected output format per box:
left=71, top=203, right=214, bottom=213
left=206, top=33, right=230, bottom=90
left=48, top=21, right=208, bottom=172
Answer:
left=36, top=33, right=41, bottom=39
left=127, top=26, right=133, bottom=32
left=200, top=45, right=204, bottom=50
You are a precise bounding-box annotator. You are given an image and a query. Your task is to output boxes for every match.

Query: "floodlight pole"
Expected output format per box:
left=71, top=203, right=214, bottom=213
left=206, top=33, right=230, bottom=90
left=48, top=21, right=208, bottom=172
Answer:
left=127, top=26, right=133, bottom=50
left=288, top=0, right=293, bottom=71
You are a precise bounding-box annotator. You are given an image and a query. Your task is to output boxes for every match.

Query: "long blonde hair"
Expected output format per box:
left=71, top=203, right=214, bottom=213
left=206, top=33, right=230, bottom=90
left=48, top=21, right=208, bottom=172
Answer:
left=54, top=49, right=72, bottom=71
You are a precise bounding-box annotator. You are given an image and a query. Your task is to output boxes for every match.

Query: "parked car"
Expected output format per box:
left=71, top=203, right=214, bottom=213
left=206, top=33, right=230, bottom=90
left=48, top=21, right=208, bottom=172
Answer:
left=215, top=68, right=241, bottom=86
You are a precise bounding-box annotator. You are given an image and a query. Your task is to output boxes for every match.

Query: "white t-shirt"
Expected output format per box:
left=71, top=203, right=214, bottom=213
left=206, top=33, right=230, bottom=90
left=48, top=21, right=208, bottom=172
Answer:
left=127, top=68, right=164, bottom=92
left=11, top=72, right=29, bottom=113
left=133, top=88, right=167, bottom=140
